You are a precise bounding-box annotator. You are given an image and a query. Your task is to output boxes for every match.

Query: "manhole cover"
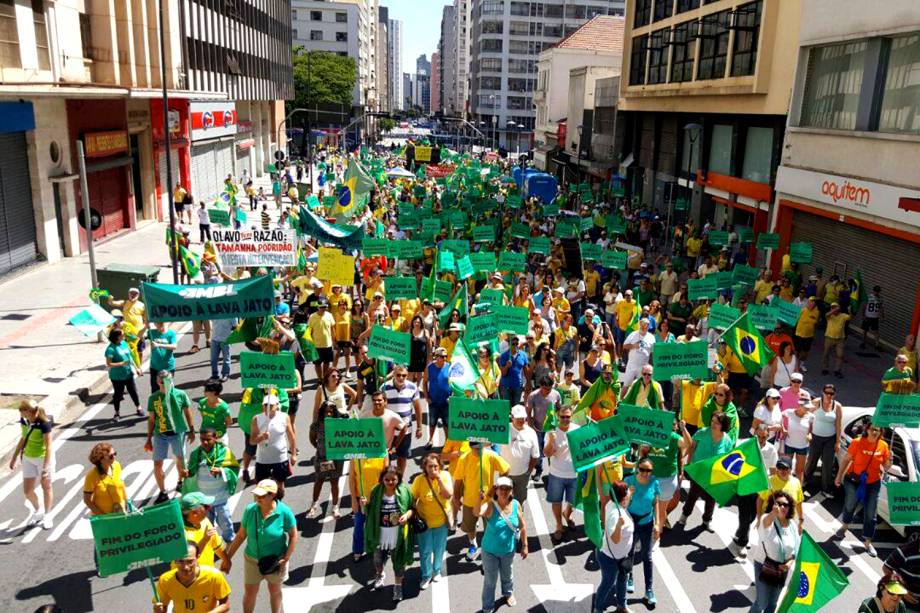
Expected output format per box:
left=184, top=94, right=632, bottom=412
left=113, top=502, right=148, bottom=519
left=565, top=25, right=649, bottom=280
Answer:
left=1, top=313, right=31, bottom=321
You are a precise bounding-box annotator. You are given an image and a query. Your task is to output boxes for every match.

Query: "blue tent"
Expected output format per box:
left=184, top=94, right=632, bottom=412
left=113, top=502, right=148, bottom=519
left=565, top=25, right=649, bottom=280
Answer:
left=524, top=173, right=559, bottom=204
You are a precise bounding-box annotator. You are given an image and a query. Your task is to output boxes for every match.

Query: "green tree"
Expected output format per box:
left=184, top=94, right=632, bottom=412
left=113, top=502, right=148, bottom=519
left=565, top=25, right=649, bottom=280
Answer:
left=289, top=46, right=357, bottom=113
left=378, top=118, right=396, bottom=134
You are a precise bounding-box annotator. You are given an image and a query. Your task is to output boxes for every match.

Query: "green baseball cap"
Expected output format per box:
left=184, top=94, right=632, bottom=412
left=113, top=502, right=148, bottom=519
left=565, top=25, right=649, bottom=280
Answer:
left=180, top=491, right=215, bottom=511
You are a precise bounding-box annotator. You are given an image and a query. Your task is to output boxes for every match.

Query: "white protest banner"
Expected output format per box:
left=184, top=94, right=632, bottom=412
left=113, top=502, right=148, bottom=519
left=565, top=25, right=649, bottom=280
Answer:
left=212, top=228, right=297, bottom=268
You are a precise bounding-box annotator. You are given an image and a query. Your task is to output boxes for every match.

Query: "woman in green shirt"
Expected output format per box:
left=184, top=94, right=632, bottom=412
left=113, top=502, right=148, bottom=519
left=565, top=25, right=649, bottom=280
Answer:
left=198, top=381, right=232, bottom=444
left=8, top=400, right=55, bottom=529
left=677, top=412, right=734, bottom=530
left=104, top=328, right=142, bottom=420
left=859, top=578, right=908, bottom=613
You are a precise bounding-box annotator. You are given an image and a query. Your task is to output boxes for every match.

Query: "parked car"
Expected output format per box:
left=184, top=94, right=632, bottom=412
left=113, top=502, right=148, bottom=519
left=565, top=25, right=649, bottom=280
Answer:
left=836, top=405, right=919, bottom=537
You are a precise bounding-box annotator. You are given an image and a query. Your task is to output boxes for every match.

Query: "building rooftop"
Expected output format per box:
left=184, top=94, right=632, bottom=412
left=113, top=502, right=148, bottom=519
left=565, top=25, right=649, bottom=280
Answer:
left=553, top=15, right=625, bottom=54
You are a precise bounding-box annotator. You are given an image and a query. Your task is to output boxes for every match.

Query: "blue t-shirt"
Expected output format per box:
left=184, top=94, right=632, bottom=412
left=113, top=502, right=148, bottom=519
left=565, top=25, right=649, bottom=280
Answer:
left=149, top=328, right=177, bottom=372
left=498, top=350, right=528, bottom=389
left=625, top=475, right=660, bottom=525
left=426, top=362, right=452, bottom=404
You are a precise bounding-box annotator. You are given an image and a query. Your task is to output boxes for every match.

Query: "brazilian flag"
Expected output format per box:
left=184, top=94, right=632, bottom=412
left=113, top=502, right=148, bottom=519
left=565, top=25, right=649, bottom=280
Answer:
left=179, top=245, right=200, bottom=279
left=722, top=312, right=775, bottom=375
left=437, top=283, right=468, bottom=329
left=684, top=437, right=769, bottom=506
left=777, top=531, right=848, bottom=613
left=573, top=470, right=603, bottom=549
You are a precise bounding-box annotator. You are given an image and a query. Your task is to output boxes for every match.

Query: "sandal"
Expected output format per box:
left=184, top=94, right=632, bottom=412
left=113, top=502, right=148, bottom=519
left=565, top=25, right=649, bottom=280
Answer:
left=565, top=518, right=576, bottom=530
left=189, top=345, right=200, bottom=354
left=552, top=529, right=564, bottom=542
left=306, top=504, right=321, bottom=519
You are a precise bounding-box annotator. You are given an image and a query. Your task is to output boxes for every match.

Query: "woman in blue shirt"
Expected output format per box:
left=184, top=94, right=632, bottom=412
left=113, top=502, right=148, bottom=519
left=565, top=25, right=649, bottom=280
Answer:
left=625, top=457, right=661, bottom=608
left=474, top=476, right=529, bottom=613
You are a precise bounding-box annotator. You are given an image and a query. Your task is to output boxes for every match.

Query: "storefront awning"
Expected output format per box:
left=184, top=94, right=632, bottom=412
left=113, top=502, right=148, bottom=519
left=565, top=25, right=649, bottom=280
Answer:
left=236, top=138, right=256, bottom=149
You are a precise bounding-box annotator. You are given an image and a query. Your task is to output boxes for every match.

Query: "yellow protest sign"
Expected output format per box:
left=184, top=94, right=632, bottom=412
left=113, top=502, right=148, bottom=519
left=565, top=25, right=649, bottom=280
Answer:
left=317, top=247, right=355, bottom=287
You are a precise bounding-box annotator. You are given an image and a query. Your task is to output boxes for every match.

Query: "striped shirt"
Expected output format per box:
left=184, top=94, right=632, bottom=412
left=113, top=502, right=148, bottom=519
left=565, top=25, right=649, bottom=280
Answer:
left=382, top=381, right=419, bottom=426
left=884, top=543, right=920, bottom=594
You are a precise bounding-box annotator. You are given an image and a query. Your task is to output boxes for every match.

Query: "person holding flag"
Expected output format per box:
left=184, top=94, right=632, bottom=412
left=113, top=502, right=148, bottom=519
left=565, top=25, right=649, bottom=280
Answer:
left=750, top=492, right=800, bottom=613
left=676, top=412, right=735, bottom=530
left=621, top=364, right=665, bottom=409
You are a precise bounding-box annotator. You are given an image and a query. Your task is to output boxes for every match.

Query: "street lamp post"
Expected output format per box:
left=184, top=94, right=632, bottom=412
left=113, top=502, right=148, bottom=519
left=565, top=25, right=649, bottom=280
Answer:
left=675, top=122, right=703, bottom=246
left=576, top=124, right=584, bottom=187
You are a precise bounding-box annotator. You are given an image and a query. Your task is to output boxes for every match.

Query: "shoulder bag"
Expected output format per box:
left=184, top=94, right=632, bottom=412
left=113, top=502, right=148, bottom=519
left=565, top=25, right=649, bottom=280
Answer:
left=493, top=500, right=523, bottom=553
left=758, top=521, right=789, bottom=587
left=252, top=506, right=282, bottom=575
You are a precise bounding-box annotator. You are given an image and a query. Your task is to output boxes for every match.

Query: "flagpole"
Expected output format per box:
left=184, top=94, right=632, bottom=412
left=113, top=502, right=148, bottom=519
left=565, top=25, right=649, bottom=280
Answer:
left=714, top=311, right=748, bottom=342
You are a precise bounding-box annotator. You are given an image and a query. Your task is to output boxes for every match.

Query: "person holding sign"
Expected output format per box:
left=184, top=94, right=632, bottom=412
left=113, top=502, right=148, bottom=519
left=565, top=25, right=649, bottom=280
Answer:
left=154, top=542, right=231, bottom=613
left=364, top=466, right=416, bottom=602
left=544, top=406, right=581, bottom=541
left=835, top=422, right=891, bottom=558
left=621, top=319, right=655, bottom=390
left=474, top=476, right=528, bottom=613
left=882, top=355, right=917, bottom=395
left=83, top=443, right=127, bottom=516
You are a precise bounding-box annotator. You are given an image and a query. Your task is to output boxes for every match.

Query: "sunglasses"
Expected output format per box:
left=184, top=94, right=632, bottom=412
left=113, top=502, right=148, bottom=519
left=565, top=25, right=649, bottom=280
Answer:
left=108, top=452, right=117, bottom=459
left=642, top=373, right=652, bottom=378
left=886, top=591, right=904, bottom=598
left=638, top=467, right=653, bottom=474
left=714, top=392, right=726, bottom=397
left=559, top=416, right=572, bottom=420
left=823, top=390, right=835, bottom=395
left=395, top=374, right=407, bottom=378
left=775, top=501, right=790, bottom=508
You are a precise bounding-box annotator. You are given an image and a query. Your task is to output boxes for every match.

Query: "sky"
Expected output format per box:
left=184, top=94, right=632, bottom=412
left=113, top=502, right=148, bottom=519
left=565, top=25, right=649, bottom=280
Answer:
left=383, top=0, right=452, bottom=74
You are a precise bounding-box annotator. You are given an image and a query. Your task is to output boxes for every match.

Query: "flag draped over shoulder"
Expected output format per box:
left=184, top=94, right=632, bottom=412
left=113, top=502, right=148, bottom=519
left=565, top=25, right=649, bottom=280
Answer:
left=722, top=312, right=775, bottom=375
left=293, top=322, right=319, bottom=363
left=684, top=437, right=769, bottom=506
left=575, top=374, right=621, bottom=422
left=574, top=469, right=603, bottom=549
left=182, top=443, right=240, bottom=497
left=179, top=245, right=200, bottom=278
left=625, top=294, right=642, bottom=335
left=448, top=339, right=480, bottom=394
left=777, top=532, right=848, bottom=613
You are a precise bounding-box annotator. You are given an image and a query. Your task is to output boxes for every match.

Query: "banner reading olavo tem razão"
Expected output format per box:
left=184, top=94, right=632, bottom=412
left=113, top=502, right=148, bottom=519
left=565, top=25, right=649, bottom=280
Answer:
left=567, top=415, right=630, bottom=473
left=324, top=418, right=387, bottom=460
left=448, top=397, right=510, bottom=445
left=90, top=499, right=188, bottom=576
left=652, top=340, right=709, bottom=381
left=143, top=276, right=273, bottom=322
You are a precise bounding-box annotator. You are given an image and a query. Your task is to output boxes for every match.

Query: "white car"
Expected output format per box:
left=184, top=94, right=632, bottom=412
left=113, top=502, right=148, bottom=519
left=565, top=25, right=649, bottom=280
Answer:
left=836, top=405, right=918, bottom=537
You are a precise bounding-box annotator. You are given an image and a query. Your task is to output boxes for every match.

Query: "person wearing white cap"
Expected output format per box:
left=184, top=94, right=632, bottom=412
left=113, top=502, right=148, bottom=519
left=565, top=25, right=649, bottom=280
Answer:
left=473, top=475, right=528, bottom=612
left=544, top=405, right=580, bottom=541
left=249, top=393, right=295, bottom=500
left=500, top=405, right=540, bottom=503
left=751, top=388, right=783, bottom=440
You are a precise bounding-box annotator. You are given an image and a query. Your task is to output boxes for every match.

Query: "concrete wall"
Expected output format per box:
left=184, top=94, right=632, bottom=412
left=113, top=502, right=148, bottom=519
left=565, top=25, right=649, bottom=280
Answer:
left=798, top=0, right=920, bottom=45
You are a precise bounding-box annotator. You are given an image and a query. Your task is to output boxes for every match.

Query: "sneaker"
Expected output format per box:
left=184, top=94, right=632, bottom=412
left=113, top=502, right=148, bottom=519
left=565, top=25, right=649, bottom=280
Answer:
left=371, top=574, right=385, bottom=590
left=26, top=512, right=42, bottom=527
left=432, top=572, right=441, bottom=582
left=866, top=542, right=878, bottom=558
left=219, top=375, right=229, bottom=383
left=737, top=546, right=748, bottom=559
left=112, top=412, right=120, bottom=421
left=466, top=544, right=480, bottom=561
left=626, top=574, right=634, bottom=593
left=332, top=506, right=341, bottom=519
left=393, top=585, right=403, bottom=602
left=420, top=577, right=432, bottom=590
left=306, top=504, right=321, bottom=519
left=41, top=516, right=53, bottom=530
left=728, top=541, right=742, bottom=557
left=506, top=594, right=517, bottom=607
left=135, top=408, right=146, bottom=417
left=531, top=471, right=542, bottom=482
left=834, top=525, right=847, bottom=539
left=154, top=491, right=169, bottom=504
left=676, top=514, right=688, bottom=526
left=702, top=520, right=712, bottom=531
left=645, top=590, right=657, bottom=609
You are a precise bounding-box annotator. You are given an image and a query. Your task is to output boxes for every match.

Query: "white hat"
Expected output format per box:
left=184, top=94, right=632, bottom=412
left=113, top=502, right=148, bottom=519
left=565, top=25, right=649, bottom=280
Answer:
left=263, top=393, right=280, bottom=406
left=790, top=372, right=804, bottom=382
left=510, top=404, right=527, bottom=419
left=495, top=476, right=513, bottom=489
left=765, top=388, right=781, bottom=399
left=252, top=479, right=278, bottom=496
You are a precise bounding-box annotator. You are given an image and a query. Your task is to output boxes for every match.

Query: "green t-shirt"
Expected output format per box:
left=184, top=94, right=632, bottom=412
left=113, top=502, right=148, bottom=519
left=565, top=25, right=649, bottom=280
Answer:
left=647, top=431, right=682, bottom=478
left=149, top=329, right=177, bottom=372
left=692, top=427, right=734, bottom=462
left=148, top=389, right=191, bottom=435
left=20, top=418, right=52, bottom=459
left=105, top=342, right=133, bottom=381
left=198, top=398, right=231, bottom=438
left=242, top=501, right=296, bottom=559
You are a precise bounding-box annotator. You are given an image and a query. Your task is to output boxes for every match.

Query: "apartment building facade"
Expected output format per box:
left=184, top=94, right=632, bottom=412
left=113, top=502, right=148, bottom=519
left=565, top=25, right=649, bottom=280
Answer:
left=387, top=17, right=402, bottom=111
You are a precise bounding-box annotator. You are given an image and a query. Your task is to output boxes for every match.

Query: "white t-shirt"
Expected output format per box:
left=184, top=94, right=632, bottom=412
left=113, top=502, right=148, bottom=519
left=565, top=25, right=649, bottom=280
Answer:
left=751, top=402, right=782, bottom=435
left=758, top=519, right=800, bottom=563
left=197, top=208, right=210, bottom=224
left=759, top=440, right=779, bottom=472
left=254, top=412, right=289, bottom=464
left=500, top=425, right=540, bottom=476
left=772, top=356, right=798, bottom=388
left=624, top=331, right=655, bottom=369
left=782, top=409, right=814, bottom=450
left=547, top=424, right=579, bottom=479
left=601, top=503, right=634, bottom=560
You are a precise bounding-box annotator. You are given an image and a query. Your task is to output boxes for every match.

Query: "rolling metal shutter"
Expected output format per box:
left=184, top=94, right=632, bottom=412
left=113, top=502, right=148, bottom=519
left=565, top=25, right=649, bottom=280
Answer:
left=191, top=142, right=217, bottom=203
left=790, top=209, right=920, bottom=347
left=215, top=140, right=233, bottom=192
left=157, top=149, right=180, bottom=212
left=0, top=132, right=38, bottom=274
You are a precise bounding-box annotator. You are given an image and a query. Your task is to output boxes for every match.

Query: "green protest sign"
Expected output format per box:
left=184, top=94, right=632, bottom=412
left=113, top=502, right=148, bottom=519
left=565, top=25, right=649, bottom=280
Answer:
left=448, top=397, right=510, bottom=445
left=438, top=250, right=455, bottom=272
left=399, top=208, right=420, bottom=228
left=652, top=340, right=709, bottom=381
left=306, top=195, right=321, bottom=210
left=442, top=239, right=470, bottom=256
left=674, top=197, right=688, bottom=211
left=580, top=216, right=594, bottom=231
left=449, top=210, right=468, bottom=228
left=567, top=416, right=631, bottom=473
left=606, top=215, right=627, bottom=234
left=738, top=227, right=755, bottom=244
left=887, top=482, right=920, bottom=526
left=492, top=305, right=529, bottom=335
left=479, top=288, right=506, bottom=307
left=756, top=233, right=780, bottom=250
left=466, top=313, right=498, bottom=345
left=873, top=393, right=920, bottom=428
left=207, top=208, right=231, bottom=227
left=392, top=240, right=423, bottom=259
left=324, top=418, right=388, bottom=460
left=543, top=204, right=560, bottom=217
left=529, top=237, right=551, bottom=256
left=144, top=276, right=274, bottom=322
left=688, top=276, right=718, bottom=301
left=386, top=277, right=418, bottom=300
left=789, top=241, right=813, bottom=264
left=555, top=220, right=579, bottom=238
left=774, top=300, right=803, bottom=327
left=498, top=251, right=526, bottom=272
left=708, top=230, right=729, bottom=246
left=367, top=325, right=412, bottom=364
left=239, top=351, right=297, bottom=389
left=90, top=500, right=188, bottom=576
left=615, top=404, right=675, bottom=448
left=470, top=252, right=497, bottom=272
left=580, top=242, right=602, bottom=261
left=422, top=218, right=441, bottom=236
left=747, top=303, right=778, bottom=331
left=433, top=279, right=454, bottom=304
left=456, top=255, right=475, bottom=280
left=506, top=194, right=522, bottom=208
left=601, top=250, right=628, bottom=269
left=362, top=238, right=391, bottom=257
left=473, top=225, right=495, bottom=242
left=708, top=302, right=741, bottom=330
left=510, top=223, right=531, bottom=239
left=713, top=271, right=734, bottom=290
left=732, top=265, right=759, bottom=286
left=420, top=277, right=433, bottom=301
left=323, top=195, right=336, bottom=209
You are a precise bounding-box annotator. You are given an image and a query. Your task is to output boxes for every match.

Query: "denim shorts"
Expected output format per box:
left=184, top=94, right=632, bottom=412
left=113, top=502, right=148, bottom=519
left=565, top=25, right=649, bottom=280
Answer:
left=546, top=474, right=577, bottom=504
left=153, top=433, right=186, bottom=462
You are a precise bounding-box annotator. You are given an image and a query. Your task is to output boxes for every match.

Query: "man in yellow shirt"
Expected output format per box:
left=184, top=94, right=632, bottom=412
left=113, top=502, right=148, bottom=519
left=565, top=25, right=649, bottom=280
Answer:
left=613, top=289, right=638, bottom=352
left=583, top=266, right=601, bottom=302
left=794, top=297, right=819, bottom=370
left=753, top=270, right=774, bottom=305
left=755, top=459, right=804, bottom=530
left=899, top=334, right=918, bottom=383
left=822, top=302, right=850, bottom=378
left=177, top=492, right=229, bottom=570
left=452, top=442, right=509, bottom=560
left=155, top=542, right=231, bottom=613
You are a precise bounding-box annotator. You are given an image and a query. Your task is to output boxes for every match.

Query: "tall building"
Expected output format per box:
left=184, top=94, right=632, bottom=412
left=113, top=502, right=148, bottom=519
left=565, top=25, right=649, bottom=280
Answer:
left=415, top=54, right=431, bottom=113
left=292, top=0, right=379, bottom=110
left=377, top=7, right=390, bottom=112
left=455, top=0, right=473, bottom=117
left=0, top=0, right=292, bottom=275
left=403, top=72, right=415, bottom=111
left=439, top=5, right=459, bottom=115
left=431, top=52, right=441, bottom=113
left=388, top=18, right=404, bottom=110
left=468, top=0, right=625, bottom=151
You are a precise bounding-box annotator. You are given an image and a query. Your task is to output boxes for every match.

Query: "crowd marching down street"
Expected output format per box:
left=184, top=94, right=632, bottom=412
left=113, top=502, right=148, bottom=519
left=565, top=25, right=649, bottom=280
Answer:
left=7, top=140, right=920, bottom=613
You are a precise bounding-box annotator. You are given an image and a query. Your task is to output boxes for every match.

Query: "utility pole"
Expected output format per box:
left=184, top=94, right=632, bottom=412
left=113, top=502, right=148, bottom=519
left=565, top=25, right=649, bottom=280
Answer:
left=158, top=0, right=179, bottom=283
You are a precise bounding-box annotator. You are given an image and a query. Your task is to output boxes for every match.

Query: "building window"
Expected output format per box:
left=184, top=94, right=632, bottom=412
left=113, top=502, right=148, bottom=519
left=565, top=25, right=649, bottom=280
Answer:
left=510, top=2, right=530, bottom=17
left=310, top=10, right=322, bottom=21
left=697, top=10, right=730, bottom=80
left=799, top=41, right=867, bottom=130
left=565, top=4, right=586, bottom=19
left=336, top=12, right=347, bottom=23
left=635, top=0, right=652, bottom=28
left=1, top=2, right=20, bottom=68
left=879, top=33, right=920, bottom=134
left=544, top=24, right=561, bottom=38
left=480, top=76, right=502, bottom=90
left=507, top=96, right=529, bottom=110
left=629, top=34, right=648, bottom=85
left=730, top=1, right=762, bottom=77
left=508, top=58, right=535, bottom=73
left=481, top=39, right=503, bottom=53
left=741, top=126, right=773, bottom=183
left=676, top=0, right=700, bottom=13
left=647, top=29, right=669, bottom=84
left=653, top=0, right=674, bottom=22
left=292, top=28, right=298, bottom=40
left=595, top=107, right=616, bottom=135
left=336, top=31, right=347, bottom=42
left=310, top=30, right=323, bottom=41
left=545, top=3, right=563, bottom=18
left=508, top=77, right=534, bottom=92
left=480, top=58, right=502, bottom=71
left=709, top=124, right=733, bottom=174
left=482, top=20, right=503, bottom=34
left=482, top=0, right=504, bottom=15
left=670, top=21, right=696, bottom=82
left=79, top=11, right=92, bottom=60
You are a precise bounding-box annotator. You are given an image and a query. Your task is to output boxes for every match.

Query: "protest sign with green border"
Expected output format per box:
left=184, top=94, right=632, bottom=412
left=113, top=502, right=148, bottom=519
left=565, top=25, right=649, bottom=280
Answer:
left=324, top=418, right=388, bottom=460
left=473, top=225, right=496, bottom=242
left=456, top=255, right=475, bottom=280
left=688, top=276, right=718, bottom=301
left=713, top=271, right=734, bottom=290
left=392, top=240, right=423, bottom=259
left=470, top=252, right=497, bottom=272
left=144, top=276, right=273, bottom=322
left=606, top=215, right=627, bottom=234
left=555, top=220, right=579, bottom=238
left=479, top=288, right=506, bottom=307
left=652, top=340, right=709, bottom=381
left=708, top=302, right=741, bottom=330
left=747, top=303, right=778, bottom=331
left=887, top=482, right=920, bottom=526
left=386, top=277, right=418, bottom=300
left=422, top=218, right=441, bottom=236
left=90, top=500, right=188, bottom=577
left=492, top=305, right=529, bottom=335
left=433, top=279, right=454, bottom=304
left=567, top=416, right=631, bottom=473
left=580, top=242, right=602, bottom=261
left=543, top=204, right=560, bottom=217
left=443, top=239, right=470, bottom=256
left=601, top=250, right=628, bottom=269
left=466, top=313, right=498, bottom=345
left=438, top=250, right=455, bottom=272
left=529, top=237, right=551, bottom=256
left=708, top=230, right=729, bottom=246
left=732, top=265, right=759, bottom=286
left=366, top=325, right=412, bottom=364
left=510, top=223, right=531, bottom=239
left=239, top=351, right=297, bottom=389
left=323, top=195, right=336, bottom=209
left=362, top=238, right=391, bottom=257
left=774, top=300, right=803, bottom=327
left=873, top=393, right=920, bottom=428
left=738, top=227, right=755, bottom=244
left=580, top=216, right=594, bottom=231
left=498, top=251, right=526, bottom=272
left=756, top=233, right=780, bottom=250
left=207, top=208, right=231, bottom=227
left=448, top=397, right=511, bottom=445
left=449, top=211, right=468, bottom=228
left=790, top=242, right=813, bottom=264
left=615, top=404, right=675, bottom=448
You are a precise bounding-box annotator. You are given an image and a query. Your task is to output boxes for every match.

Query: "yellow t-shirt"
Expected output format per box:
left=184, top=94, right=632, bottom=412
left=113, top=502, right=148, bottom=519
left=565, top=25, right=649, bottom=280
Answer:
left=553, top=325, right=577, bottom=350
left=597, top=457, right=624, bottom=494
left=354, top=457, right=386, bottom=498
left=174, top=518, right=224, bottom=569
left=754, top=280, right=773, bottom=305
left=795, top=307, right=819, bottom=338
left=455, top=450, right=510, bottom=507
left=615, top=300, right=638, bottom=330
left=333, top=310, right=351, bottom=343
left=122, top=300, right=146, bottom=330
left=308, top=312, right=335, bottom=348
left=553, top=297, right=571, bottom=314
left=899, top=348, right=919, bottom=381
left=441, top=439, right=472, bottom=475
left=83, top=461, right=127, bottom=515
left=584, top=270, right=601, bottom=296
left=329, top=291, right=353, bottom=310
left=290, top=276, right=316, bottom=305
left=686, top=237, right=703, bottom=257
left=825, top=313, right=851, bottom=339
left=411, top=473, right=452, bottom=528
left=156, top=565, right=231, bottom=613
left=758, top=474, right=804, bottom=506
